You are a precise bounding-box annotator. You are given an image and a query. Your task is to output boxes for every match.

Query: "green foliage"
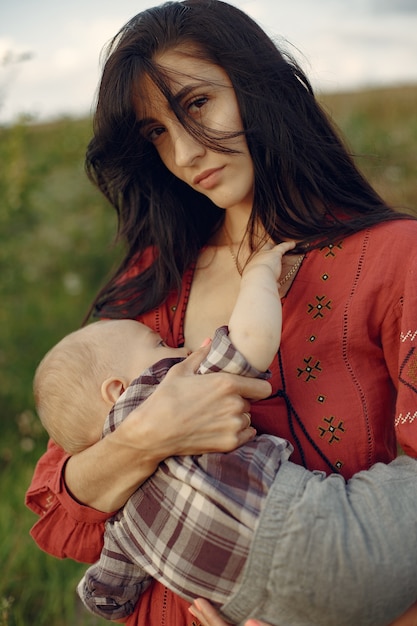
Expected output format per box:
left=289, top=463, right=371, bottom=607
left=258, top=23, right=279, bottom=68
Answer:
left=0, top=117, right=121, bottom=419
left=0, top=85, right=416, bottom=625
left=321, top=84, right=417, bottom=212
left=0, top=116, right=119, bottom=625
left=0, top=443, right=107, bottom=626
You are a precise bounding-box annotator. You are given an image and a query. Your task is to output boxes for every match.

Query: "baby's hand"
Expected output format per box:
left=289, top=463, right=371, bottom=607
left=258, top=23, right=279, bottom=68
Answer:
left=242, top=241, right=296, bottom=281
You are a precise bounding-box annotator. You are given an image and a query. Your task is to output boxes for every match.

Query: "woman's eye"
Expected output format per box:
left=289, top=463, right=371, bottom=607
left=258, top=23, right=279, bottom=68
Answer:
left=146, top=126, right=165, bottom=143
left=188, top=96, right=208, bottom=114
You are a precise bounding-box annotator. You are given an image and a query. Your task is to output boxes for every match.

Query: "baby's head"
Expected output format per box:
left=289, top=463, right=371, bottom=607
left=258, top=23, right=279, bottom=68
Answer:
left=34, top=319, right=188, bottom=454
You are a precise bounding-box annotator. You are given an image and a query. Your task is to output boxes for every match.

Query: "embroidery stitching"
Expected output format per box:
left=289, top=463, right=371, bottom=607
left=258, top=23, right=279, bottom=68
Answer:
left=296, top=356, right=322, bottom=382
left=407, top=353, right=417, bottom=386
left=395, top=412, right=417, bottom=427
left=274, top=352, right=339, bottom=473
left=307, top=295, right=332, bottom=319
left=399, top=347, right=417, bottom=394
left=401, top=330, right=417, bottom=342
left=341, top=229, right=373, bottom=468
left=45, top=493, right=54, bottom=508
left=320, top=242, right=343, bottom=257
left=161, top=585, right=168, bottom=626
left=318, top=415, right=346, bottom=444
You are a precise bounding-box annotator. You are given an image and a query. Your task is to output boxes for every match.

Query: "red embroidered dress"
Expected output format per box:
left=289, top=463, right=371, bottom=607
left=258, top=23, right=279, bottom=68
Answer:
left=26, top=220, right=417, bottom=625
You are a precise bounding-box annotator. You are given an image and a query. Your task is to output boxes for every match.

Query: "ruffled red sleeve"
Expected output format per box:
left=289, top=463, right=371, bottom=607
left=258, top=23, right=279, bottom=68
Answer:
left=25, top=439, right=114, bottom=563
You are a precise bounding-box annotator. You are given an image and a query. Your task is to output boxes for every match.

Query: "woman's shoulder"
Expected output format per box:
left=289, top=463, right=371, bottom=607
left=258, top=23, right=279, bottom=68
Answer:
left=304, top=218, right=417, bottom=285
left=339, top=218, right=417, bottom=259
left=367, top=217, right=417, bottom=246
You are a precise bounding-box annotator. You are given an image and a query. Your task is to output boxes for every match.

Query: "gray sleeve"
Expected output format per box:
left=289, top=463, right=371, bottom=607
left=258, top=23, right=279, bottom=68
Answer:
left=222, top=455, right=417, bottom=626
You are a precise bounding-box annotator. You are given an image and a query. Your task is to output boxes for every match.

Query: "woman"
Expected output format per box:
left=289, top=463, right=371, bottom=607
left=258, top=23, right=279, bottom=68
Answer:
left=26, top=1, right=417, bottom=624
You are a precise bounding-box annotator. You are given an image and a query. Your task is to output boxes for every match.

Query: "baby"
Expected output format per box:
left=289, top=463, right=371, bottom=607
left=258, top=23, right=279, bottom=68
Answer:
left=34, top=242, right=417, bottom=626
left=34, top=241, right=291, bottom=456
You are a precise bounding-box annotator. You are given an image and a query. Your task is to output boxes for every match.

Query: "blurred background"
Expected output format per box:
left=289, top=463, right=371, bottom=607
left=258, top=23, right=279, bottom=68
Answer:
left=2, top=0, right=417, bottom=124
left=1, top=1, right=416, bottom=624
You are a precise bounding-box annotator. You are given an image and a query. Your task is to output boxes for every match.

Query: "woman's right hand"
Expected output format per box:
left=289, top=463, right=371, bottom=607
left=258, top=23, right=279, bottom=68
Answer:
left=119, top=345, right=270, bottom=460
left=64, top=345, right=271, bottom=513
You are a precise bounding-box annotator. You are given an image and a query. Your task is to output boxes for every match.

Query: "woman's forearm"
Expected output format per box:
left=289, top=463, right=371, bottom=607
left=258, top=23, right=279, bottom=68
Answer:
left=64, top=418, right=160, bottom=512
left=64, top=440, right=157, bottom=513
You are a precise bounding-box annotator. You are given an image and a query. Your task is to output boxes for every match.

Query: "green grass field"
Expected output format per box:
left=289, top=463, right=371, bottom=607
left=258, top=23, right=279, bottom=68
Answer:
left=1, top=83, right=416, bottom=625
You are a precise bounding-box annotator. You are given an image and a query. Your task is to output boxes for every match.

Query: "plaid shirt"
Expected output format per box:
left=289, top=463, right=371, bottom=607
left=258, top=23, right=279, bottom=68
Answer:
left=79, top=326, right=291, bottom=620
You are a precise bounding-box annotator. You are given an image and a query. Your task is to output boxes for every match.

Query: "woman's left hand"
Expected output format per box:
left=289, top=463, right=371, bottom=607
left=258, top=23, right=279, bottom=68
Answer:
left=189, top=598, right=273, bottom=626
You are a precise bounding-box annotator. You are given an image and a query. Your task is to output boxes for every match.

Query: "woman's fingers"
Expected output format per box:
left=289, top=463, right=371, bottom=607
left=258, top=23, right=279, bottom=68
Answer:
left=167, top=340, right=272, bottom=403
left=189, top=599, right=274, bottom=626
left=189, top=598, right=233, bottom=625
left=128, top=366, right=258, bottom=458
left=175, top=342, right=212, bottom=374
left=121, top=343, right=271, bottom=460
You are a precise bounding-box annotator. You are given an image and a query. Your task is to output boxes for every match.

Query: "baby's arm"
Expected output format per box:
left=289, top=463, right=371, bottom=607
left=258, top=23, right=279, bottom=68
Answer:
left=229, top=241, right=295, bottom=371
left=78, top=515, right=152, bottom=621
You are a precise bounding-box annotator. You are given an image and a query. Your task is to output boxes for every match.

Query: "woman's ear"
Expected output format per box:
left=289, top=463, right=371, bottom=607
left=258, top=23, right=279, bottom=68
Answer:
left=101, top=377, right=127, bottom=406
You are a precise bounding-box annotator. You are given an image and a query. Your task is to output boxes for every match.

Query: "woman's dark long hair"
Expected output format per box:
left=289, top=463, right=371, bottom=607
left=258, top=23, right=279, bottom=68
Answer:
left=86, top=0, right=409, bottom=320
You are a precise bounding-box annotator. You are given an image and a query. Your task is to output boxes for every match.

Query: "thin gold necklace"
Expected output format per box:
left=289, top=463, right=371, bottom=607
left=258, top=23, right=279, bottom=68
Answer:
left=278, top=253, right=304, bottom=286
left=227, top=243, right=304, bottom=286
left=227, top=244, right=244, bottom=276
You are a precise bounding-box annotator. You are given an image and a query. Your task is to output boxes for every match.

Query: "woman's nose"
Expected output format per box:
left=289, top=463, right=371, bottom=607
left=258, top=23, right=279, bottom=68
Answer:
left=172, top=124, right=205, bottom=167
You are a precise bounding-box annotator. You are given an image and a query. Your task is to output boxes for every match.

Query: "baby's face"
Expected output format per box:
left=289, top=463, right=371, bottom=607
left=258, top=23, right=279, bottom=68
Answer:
left=118, top=320, right=189, bottom=382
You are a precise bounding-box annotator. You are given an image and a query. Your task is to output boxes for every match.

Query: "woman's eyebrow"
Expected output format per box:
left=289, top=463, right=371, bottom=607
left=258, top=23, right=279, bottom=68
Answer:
left=172, top=78, right=227, bottom=102
left=137, top=116, right=157, bottom=129
left=136, top=82, right=209, bottom=127
left=171, top=82, right=208, bottom=102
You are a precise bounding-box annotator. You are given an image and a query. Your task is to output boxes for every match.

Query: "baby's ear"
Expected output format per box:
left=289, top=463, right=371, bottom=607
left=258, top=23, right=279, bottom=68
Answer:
left=101, top=377, right=127, bottom=405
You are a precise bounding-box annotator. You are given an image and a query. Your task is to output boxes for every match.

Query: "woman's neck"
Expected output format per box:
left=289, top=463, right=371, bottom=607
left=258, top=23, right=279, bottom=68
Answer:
left=214, top=211, right=267, bottom=248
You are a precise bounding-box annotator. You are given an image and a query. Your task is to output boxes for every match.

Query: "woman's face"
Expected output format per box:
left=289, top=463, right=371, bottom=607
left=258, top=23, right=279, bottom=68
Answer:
left=133, top=48, right=255, bottom=214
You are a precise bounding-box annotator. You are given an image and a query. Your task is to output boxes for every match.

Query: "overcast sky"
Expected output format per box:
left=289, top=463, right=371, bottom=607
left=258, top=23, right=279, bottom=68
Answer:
left=1, top=0, right=417, bottom=124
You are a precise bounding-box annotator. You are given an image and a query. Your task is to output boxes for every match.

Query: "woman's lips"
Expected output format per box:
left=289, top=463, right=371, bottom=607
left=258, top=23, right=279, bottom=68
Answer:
left=193, top=167, right=224, bottom=189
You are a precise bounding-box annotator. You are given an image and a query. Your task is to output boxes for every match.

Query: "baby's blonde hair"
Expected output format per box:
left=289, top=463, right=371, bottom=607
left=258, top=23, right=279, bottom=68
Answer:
left=34, top=322, right=118, bottom=454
